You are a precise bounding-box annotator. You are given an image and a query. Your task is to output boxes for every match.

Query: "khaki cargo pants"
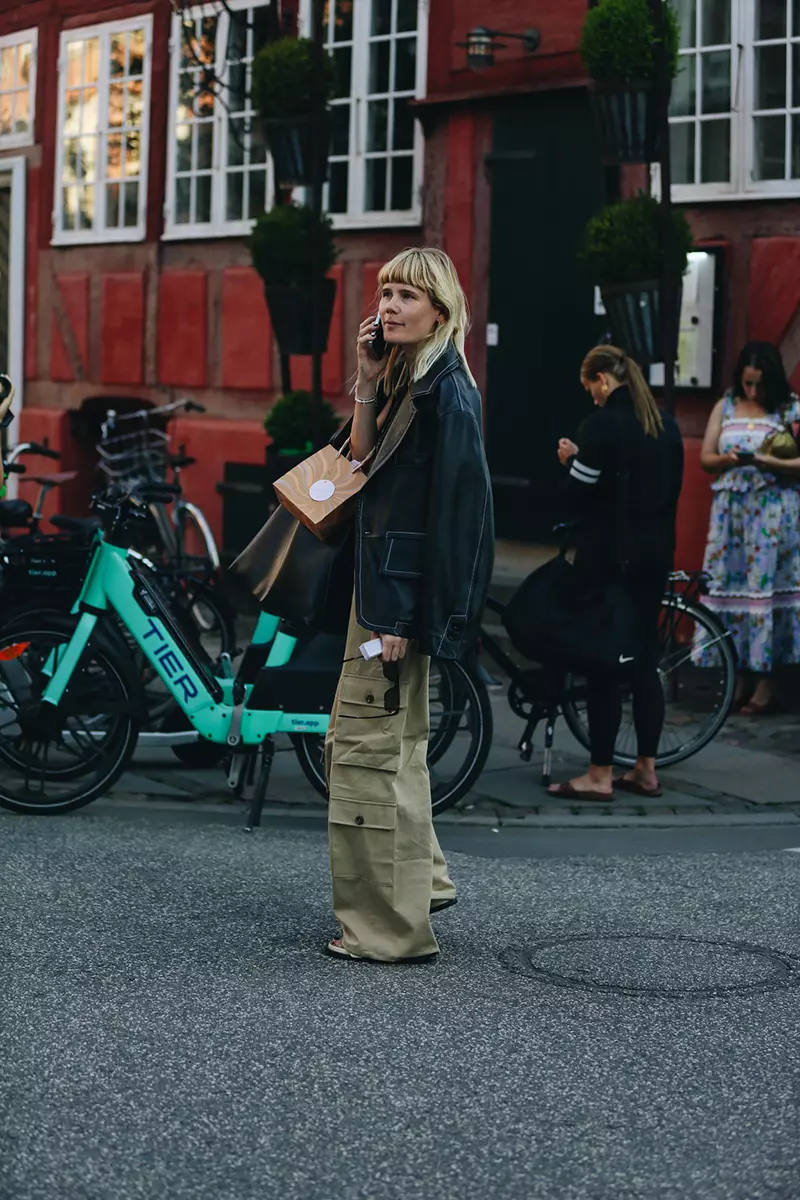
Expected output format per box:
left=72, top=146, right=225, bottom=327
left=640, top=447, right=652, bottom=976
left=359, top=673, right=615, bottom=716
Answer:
left=324, top=603, right=457, bottom=961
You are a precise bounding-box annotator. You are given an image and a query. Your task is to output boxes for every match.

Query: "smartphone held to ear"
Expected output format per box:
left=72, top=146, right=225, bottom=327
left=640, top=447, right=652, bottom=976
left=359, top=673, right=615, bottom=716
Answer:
left=368, top=314, right=387, bottom=361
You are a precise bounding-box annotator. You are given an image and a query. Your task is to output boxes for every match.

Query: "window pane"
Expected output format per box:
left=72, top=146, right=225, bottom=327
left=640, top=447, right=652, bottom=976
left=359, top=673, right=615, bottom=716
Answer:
left=196, top=121, right=213, bottom=170
left=228, top=117, right=245, bottom=166
left=0, top=47, right=13, bottom=90
left=226, top=171, right=244, bottom=222
left=124, top=181, right=139, bottom=227
left=175, top=176, right=191, bottom=223
left=227, top=11, right=248, bottom=63
left=756, top=45, right=787, bottom=108
left=129, top=29, right=145, bottom=77
left=671, top=56, right=697, bottom=116
left=109, top=83, right=124, bottom=128
left=126, top=80, right=144, bottom=126
left=66, top=41, right=81, bottom=88
left=395, top=38, right=416, bottom=91
left=82, top=89, right=99, bottom=134
left=367, top=99, right=388, bottom=151
left=78, top=185, right=94, bottom=229
left=701, top=0, right=731, bottom=45
left=229, top=61, right=246, bottom=111
left=176, top=125, right=191, bottom=172
left=110, top=34, right=125, bottom=77
left=757, top=0, right=788, bottom=39
left=791, top=113, right=800, bottom=174
left=333, top=47, right=352, bottom=97
left=80, top=134, right=98, bottom=180
left=753, top=114, right=787, bottom=178
left=371, top=0, right=391, bottom=36
left=369, top=40, right=390, bottom=93
left=795, top=0, right=800, bottom=36
left=390, top=155, right=412, bottom=209
left=126, top=132, right=140, bottom=175
left=15, top=90, right=29, bottom=135
left=793, top=43, right=800, bottom=106
left=107, top=182, right=120, bottom=227
left=18, top=42, right=31, bottom=87
left=333, top=0, right=354, bottom=41
left=195, top=174, right=212, bottom=222
left=107, top=132, right=122, bottom=179
left=0, top=99, right=10, bottom=137
left=62, top=188, right=77, bottom=230
left=63, top=138, right=79, bottom=183
left=671, top=121, right=696, bottom=182
left=365, top=157, right=387, bottom=210
left=700, top=118, right=730, bottom=180
left=396, top=0, right=418, bottom=33
left=84, top=38, right=100, bottom=86
left=328, top=160, right=348, bottom=212
left=701, top=49, right=730, bottom=112
left=247, top=168, right=266, bottom=218
left=331, top=103, right=350, bottom=155
left=393, top=97, right=414, bottom=149
left=675, top=0, right=697, bottom=47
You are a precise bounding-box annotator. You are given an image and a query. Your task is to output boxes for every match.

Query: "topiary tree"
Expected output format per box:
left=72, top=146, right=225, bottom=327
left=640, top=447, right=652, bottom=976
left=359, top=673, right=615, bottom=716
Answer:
left=579, top=0, right=680, bottom=84
left=580, top=192, right=693, bottom=286
left=251, top=36, right=335, bottom=120
left=264, top=390, right=340, bottom=453
left=249, top=204, right=337, bottom=287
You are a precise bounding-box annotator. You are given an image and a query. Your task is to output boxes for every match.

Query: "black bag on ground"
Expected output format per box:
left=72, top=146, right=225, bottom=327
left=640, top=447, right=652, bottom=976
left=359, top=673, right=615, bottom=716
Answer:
left=502, top=552, right=642, bottom=674
left=231, top=504, right=353, bottom=634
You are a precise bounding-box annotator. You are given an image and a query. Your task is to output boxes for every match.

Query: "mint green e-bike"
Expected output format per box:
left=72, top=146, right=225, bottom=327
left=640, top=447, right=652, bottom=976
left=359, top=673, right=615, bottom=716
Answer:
left=0, top=487, right=492, bottom=823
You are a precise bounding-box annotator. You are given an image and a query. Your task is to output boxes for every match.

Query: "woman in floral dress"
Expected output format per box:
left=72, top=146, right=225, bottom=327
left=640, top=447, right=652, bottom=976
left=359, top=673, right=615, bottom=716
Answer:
left=699, top=342, right=800, bottom=713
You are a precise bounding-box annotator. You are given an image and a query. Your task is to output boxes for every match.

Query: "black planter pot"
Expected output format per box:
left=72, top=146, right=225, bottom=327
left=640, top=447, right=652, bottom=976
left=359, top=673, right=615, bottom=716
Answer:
left=262, top=115, right=330, bottom=189
left=600, top=278, right=682, bottom=365
left=264, top=277, right=337, bottom=356
left=589, top=81, right=661, bottom=164
left=265, top=444, right=312, bottom=479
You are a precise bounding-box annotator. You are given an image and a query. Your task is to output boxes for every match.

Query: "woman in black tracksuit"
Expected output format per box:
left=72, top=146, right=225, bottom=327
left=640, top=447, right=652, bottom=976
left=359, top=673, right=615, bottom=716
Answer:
left=549, top=344, right=684, bottom=802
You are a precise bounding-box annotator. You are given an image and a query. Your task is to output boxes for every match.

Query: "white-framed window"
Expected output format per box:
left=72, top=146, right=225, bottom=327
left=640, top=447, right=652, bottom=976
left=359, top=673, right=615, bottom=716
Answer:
left=0, top=28, right=37, bottom=149
left=671, top=0, right=800, bottom=200
left=301, top=0, right=428, bottom=229
left=164, top=1, right=274, bottom=239
left=53, top=17, right=152, bottom=244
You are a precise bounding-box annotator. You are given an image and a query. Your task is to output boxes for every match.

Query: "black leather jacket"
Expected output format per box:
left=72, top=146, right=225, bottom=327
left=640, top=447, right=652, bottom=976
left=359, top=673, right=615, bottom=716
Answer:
left=335, top=344, right=494, bottom=660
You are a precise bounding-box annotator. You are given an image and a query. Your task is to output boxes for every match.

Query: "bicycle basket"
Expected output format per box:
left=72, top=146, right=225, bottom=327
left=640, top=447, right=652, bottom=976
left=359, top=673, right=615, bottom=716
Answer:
left=1, top=534, right=95, bottom=597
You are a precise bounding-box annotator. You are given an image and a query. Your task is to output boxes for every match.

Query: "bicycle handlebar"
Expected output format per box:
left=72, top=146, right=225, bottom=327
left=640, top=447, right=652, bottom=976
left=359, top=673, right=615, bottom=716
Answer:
left=103, top=397, right=206, bottom=427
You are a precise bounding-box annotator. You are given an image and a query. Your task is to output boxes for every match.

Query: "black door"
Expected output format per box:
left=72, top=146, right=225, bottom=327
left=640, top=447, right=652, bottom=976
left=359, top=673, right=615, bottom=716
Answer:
left=486, top=89, right=608, bottom=542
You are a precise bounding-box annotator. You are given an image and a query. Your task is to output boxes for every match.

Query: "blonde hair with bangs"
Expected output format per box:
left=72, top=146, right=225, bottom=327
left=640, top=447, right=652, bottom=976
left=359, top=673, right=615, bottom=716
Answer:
left=376, top=247, right=476, bottom=393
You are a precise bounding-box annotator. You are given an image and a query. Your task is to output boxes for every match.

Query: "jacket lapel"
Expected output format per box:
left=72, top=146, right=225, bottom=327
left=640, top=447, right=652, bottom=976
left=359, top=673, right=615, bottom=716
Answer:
left=369, top=390, right=416, bottom=477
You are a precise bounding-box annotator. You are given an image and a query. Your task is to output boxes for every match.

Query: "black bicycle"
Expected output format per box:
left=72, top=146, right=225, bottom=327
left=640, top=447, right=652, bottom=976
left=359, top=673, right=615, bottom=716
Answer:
left=479, top=569, right=737, bottom=785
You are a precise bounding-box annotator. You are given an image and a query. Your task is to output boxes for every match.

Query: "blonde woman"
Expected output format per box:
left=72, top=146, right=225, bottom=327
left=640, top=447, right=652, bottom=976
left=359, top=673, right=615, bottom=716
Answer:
left=324, top=248, right=494, bottom=964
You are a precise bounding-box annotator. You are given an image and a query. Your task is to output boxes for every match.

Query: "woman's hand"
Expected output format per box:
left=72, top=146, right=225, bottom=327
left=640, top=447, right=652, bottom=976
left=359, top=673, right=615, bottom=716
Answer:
left=381, top=635, right=408, bottom=663
left=356, top=315, right=388, bottom=392
left=718, top=450, right=742, bottom=470
left=558, top=438, right=578, bottom=466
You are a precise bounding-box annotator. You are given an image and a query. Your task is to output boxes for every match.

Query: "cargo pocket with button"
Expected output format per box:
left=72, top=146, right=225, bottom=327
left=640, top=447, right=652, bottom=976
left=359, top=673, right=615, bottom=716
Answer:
left=328, top=798, right=397, bottom=885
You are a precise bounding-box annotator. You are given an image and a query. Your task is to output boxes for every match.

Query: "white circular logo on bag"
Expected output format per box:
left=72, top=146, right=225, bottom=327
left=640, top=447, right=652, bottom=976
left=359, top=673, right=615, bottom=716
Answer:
left=309, top=478, right=336, bottom=502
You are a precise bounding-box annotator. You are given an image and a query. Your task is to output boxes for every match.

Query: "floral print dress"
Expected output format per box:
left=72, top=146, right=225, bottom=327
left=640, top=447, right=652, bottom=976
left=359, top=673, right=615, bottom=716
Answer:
left=699, top=392, right=800, bottom=672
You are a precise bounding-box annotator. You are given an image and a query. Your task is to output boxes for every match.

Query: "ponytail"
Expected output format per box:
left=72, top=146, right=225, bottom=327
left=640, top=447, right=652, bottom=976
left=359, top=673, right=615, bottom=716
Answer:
left=581, top=344, right=664, bottom=438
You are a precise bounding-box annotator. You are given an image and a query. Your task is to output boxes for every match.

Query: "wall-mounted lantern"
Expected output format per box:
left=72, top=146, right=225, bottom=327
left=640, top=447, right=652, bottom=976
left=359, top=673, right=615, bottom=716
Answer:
left=457, top=26, right=541, bottom=71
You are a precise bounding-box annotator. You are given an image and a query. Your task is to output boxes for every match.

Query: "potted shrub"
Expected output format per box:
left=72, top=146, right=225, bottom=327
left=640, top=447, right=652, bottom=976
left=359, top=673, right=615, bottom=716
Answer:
left=251, top=37, right=335, bottom=188
left=580, top=0, right=680, bottom=163
left=580, top=192, right=693, bottom=363
left=250, top=203, right=338, bottom=356
left=264, top=389, right=341, bottom=479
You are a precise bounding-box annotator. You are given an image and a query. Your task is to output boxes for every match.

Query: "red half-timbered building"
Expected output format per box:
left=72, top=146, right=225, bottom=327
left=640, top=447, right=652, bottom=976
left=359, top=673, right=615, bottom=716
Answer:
left=1, top=0, right=799, bottom=563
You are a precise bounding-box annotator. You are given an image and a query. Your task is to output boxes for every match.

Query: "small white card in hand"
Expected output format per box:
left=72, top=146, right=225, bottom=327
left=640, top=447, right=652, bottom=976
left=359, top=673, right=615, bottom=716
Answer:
left=359, top=638, right=384, bottom=660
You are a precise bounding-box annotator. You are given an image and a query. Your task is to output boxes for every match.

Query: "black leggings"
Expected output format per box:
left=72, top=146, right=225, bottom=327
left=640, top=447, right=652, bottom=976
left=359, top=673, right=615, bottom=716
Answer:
left=584, top=565, right=669, bottom=768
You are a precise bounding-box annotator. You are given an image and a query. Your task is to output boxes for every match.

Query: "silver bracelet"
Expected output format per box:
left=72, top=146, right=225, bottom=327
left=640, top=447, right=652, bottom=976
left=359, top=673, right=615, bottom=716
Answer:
left=354, top=394, right=377, bottom=405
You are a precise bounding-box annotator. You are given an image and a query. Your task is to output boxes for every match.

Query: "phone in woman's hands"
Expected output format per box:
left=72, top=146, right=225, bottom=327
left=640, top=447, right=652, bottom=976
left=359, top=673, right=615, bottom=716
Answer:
left=368, top=314, right=387, bottom=361
left=736, top=451, right=755, bottom=464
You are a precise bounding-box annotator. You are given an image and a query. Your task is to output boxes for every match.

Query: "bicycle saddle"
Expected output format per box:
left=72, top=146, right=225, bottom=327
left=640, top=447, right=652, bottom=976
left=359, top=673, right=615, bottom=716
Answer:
left=0, top=498, right=33, bottom=526
left=21, top=471, right=78, bottom=487
left=50, top=514, right=102, bottom=535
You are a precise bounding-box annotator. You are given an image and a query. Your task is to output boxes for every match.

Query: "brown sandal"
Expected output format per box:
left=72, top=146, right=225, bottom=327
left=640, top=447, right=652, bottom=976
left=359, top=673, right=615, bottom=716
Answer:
left=547, top=782, right=615, bottom=802
left=613, top=777, right=663, bottom=798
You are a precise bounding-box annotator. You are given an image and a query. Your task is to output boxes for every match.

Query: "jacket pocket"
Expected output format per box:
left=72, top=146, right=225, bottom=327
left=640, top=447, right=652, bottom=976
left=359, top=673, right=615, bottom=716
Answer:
left=381, top=531, right=427, bottom=578
left=329, top=674, right=403, bottom=774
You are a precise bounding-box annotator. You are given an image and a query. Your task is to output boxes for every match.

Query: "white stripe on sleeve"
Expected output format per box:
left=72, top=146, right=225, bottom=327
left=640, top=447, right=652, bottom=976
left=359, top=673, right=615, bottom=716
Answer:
left=570, top=459, right=601, bottom=484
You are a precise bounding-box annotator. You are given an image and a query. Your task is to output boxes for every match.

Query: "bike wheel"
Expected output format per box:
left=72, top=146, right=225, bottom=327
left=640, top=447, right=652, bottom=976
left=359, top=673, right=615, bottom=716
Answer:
left=176, top=503, right=220, bottom=572
left=0, top=623, right=138, bottom=814
left=292, top=658, right=493, bottom=816
left=561, top=595, right=736, bottom=768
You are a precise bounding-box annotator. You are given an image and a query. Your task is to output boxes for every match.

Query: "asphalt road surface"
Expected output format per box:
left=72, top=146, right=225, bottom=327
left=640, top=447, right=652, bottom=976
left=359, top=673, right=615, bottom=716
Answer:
left=3, top=808, right=800, bottom=1200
